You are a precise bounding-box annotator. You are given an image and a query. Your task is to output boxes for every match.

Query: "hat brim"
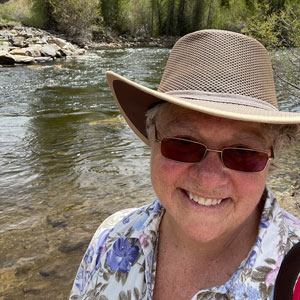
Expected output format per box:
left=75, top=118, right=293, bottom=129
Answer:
left=106, top=71, right=300, bottom=146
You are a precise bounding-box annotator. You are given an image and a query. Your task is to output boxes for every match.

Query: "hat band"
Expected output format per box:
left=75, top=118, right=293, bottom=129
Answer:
left=164, top=90, right=278, bottom=111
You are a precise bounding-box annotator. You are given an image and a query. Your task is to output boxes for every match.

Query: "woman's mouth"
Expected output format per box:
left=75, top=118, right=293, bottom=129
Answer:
left=186, top=191, right=224, bottom=206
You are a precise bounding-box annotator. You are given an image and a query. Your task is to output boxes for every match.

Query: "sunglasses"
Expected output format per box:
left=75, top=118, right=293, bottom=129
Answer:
left=155, top=127, right=273, bottom=172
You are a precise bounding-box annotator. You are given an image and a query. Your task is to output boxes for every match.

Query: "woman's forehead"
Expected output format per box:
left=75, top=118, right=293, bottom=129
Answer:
left=155, top=104, right=270, bottom=144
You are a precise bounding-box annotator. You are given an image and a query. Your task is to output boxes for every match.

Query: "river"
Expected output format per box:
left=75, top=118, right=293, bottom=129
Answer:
left=0, top=48, right=299, bottom=299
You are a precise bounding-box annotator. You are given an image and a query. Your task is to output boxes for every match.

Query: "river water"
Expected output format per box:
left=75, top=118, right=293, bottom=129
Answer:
left=0, top=48, right=299, bottom=299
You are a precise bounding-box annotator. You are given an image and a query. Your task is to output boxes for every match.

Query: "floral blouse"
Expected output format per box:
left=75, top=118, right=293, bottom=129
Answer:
left=70, top=187, right=300, bottom=300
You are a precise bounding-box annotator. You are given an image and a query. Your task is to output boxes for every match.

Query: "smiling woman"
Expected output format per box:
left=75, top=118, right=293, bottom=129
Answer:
left=70, top=30, right=300, bottom=300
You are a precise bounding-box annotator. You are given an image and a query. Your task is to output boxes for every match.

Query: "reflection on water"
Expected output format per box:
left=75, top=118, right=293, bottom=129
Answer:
left=0, top=48, right=299, bottom=299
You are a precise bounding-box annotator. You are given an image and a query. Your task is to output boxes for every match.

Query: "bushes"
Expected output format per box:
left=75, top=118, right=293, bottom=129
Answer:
left=0, top=0, right=31, bottom=24
left=28, top=0, right=51, bottom=28
left=242, top=1, right=300, bottom=48
left=48, top=0, right=99, bottom=43
left=242, top=1, right=300, bottom=105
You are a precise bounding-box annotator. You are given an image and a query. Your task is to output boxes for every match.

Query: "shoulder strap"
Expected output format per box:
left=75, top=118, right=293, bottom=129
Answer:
left=273, top=242, right=300, bottom=300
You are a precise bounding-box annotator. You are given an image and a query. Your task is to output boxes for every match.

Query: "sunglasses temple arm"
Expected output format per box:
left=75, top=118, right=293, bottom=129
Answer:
left=270, top=147, right=274, bottom=159
left=154, top=124, right=160, bottom=142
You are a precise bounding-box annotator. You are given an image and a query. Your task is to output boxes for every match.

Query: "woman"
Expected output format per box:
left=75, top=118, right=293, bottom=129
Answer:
left=70, top=30, right=300, bottom=299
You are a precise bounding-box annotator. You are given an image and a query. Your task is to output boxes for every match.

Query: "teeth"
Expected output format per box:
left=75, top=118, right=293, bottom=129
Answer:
left=187, top=191, right=222, bottom=206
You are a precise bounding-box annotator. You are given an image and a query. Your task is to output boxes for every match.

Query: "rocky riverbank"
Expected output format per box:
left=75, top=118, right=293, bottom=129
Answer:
left=90, top=32, right=178, bottom=49
left=0, top=23, right=179, bottom=66
left=0, top=23, right=86, bottom=66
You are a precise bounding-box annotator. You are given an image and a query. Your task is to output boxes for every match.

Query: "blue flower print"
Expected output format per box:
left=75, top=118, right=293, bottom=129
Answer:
left=75, top=266, right=90, bottom=293
left=247, top=250, right=257, bottom=268
left=106, top=237, right=139, bottom=273
left=230, top=283, right=261, bottom=299
left=95, top=228, right=110, bottom=270
left=84, top=245, right=94, bottom=264
left=133, top=213, right=149, bottom=231
left=244, top=285, right=261, bottom=299
left=123, top=215, right=130, bottom=224
left=260, top=215, right=269, bottom=228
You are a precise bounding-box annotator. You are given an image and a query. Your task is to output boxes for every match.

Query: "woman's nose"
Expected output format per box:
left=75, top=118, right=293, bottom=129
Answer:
left=188, top=151, right=228, bottom=187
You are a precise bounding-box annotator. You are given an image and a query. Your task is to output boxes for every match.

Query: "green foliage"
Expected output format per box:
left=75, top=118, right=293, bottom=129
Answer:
left=242, top=1, right=300, bottom=102
left=48, top=0, right=100, bottom=42
left=28, top=0, right=51, bottom=28
left=0, top=0, right=31, bottom=23
left=242, top=3, right=283, bottom=49
left=242, top=1, right=300, bottom=49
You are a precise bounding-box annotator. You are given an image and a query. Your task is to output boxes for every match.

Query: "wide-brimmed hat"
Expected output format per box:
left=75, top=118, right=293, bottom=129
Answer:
left=106, top=29, right=300, bottom=146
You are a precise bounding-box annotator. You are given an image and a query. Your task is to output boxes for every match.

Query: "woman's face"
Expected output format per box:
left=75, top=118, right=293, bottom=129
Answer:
left=150, top=105, right=273, bottom=243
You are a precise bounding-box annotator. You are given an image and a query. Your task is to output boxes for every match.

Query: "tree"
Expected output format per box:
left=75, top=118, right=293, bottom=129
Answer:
left=49, top=0, right=99, bottom=44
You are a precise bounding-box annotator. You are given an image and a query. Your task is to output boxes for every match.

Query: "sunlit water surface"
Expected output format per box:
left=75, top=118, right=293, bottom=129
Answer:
left=0, top=48, right=299, bottom=299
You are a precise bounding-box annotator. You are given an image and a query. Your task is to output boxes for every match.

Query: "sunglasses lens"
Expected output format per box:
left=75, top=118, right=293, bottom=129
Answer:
left=161, top=138, right=206, bottom=163
left=222, top=148, right=269, bottom=172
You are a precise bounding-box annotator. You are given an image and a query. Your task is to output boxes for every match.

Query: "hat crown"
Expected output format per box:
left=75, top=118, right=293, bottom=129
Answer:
left=158, top=29, right=278, bottom=108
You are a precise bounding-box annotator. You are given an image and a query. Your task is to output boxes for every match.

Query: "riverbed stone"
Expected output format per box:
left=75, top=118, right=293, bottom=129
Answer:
left=12, top=55, right=35, bottom=64
left=73, top=48, right=86, bottom=56
left=25, top=45, right=41, bottom=57
left=49, top=37, right=67, bottom=49
left=0, top=41, right=10, bottom=52
left=9, top=48, right=28, bottom=56
left=0, top=51, right=15, bottom=65
left=10, top=36, right=26, bottom=47
left=60, top=48, right=72, bottom=56
left=58, top=238, right=90, bottom=253
left=33, top=56, right=53, bottom=63
left=34, top=36, right=48, bottom=44
left=40, top=44, right=57, bottom=57
left=63, top=42, right=76, bottom=52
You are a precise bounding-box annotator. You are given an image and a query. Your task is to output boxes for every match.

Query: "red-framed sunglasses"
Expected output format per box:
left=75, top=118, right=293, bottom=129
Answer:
left=155, top=126, right=274, bottom=173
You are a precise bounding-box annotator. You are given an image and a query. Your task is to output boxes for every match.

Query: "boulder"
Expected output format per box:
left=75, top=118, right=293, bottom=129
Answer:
left=48, top=37, right=67, bottom=49
left=63, top=42, right=76, bottom=52
left=73, top=49, right=86, bottom=56
left=9, top=48, right=27, bottom=56
left=0, top=41, right=10, bottom=52
left=41, top=44, right=57, bottom=57
left=10, top=36, right=26, bottom=47
left=33, top=57, right=53, bottom=63
left=12, top=55, right=35, bottom=64
left=0, top=51, right=15, bottom=65
left=25, top=45, right=41, bottom=57
left=60, top=48, right=72, bottom=56
left=33, top=36, right=48, bottom=44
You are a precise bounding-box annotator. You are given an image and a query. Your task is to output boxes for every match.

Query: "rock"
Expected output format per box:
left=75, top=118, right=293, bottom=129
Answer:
left=58, top=238, right=90, bottom=253
left=10, top=36, right=26, bottom=47
left=39, top=270, right=56, bottom=277
left=34, top=36, right=48, bottom=44
left=73, top=48, right=86, bottom=56
left=0, top=41, right=10, bottom=52
left=12, top=55, right=35, bottom=64
left=33, top=57, right=53, bottom=63
left=24, top=45, right=41, bottom=57
left=9, top=48, right=27, bottom=56
left=60, top=48, right=72, bottom=56
left=48, top=37, right=67, bottom=48
left=0, top=51, right=15, bottom=65
left=63, top=42, right=76, bottom=52
left=40, top=44, right=57, bottom=57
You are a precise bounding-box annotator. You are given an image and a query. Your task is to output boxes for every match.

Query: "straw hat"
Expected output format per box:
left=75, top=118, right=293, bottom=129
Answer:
left=106, top=29, right=300, bottom=146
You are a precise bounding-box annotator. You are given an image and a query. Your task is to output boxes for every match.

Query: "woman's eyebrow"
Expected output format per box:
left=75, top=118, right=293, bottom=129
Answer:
left=230, top=133, right=269, bottom=147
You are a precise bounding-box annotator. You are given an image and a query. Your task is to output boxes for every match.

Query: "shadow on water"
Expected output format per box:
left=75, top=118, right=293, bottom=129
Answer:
left=0, top=48, right=299, bottom=299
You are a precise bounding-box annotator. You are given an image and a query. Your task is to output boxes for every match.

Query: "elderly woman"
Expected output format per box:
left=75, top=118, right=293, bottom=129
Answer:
left=70, top=30, right=300, bottom=300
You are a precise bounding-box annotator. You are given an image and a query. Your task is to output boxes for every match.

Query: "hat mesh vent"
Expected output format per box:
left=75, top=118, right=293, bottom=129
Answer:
left=158, top=30, right=277, bottom=108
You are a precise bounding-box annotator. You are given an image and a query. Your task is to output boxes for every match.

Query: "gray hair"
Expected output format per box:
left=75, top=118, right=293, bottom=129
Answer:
left=145, top=102, right=300, bottom=161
